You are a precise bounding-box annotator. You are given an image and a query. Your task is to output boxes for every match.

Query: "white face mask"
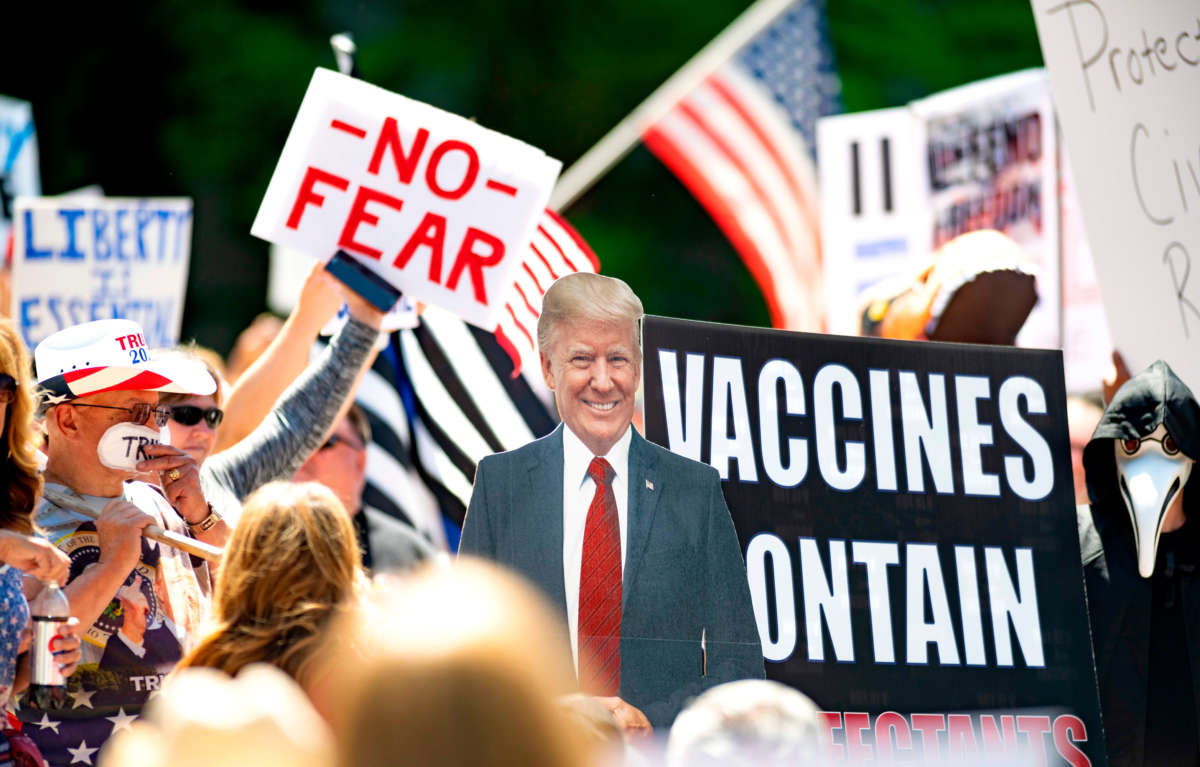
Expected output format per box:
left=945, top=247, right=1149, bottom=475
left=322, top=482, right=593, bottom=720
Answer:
left=96, top=422, right=170, bottom=472
left=1114, top=425, right=1193, bottom=578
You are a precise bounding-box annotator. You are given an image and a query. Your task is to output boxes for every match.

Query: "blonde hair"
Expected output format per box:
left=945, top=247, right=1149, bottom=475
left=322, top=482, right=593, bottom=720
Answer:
left=178, top=482, right=364, bottom=688
left=537, top=273, right=643, bottom=358
left=0, top=319, right=41, bottom=528
left=156, top=344, right=226, bottom=408
left=324, top=559, right=591, bottom=767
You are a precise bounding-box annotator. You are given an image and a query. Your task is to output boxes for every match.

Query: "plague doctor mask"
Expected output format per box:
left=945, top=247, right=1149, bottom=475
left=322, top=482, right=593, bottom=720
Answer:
left=1115, top=424, right=1194, bottom=578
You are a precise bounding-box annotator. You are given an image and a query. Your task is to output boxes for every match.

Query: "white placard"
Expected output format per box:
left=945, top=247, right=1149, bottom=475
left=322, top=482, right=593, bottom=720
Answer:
left=819, top=71, right=1063, bottom=352
left=818, top=107, right=923, bottom=336
left=1032, top=0, right=1200, bottom=388
left=910, top=69, right=1060, bottom=351
left=12, top=197, right=192, bottom=349
left=1059, top=140, right=1113, bottom=394
left=252, top=68, right=561, bottom=329
left=0, top=96, right=40, bottom=253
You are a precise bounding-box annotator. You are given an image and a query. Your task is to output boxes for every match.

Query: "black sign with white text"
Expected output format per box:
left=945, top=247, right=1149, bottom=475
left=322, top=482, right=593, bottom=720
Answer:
left=642, top=316, right=1105, bottom=766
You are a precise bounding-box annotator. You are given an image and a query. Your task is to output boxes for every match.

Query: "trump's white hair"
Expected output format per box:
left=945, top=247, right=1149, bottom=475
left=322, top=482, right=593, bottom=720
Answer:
left=537, top=273, right=643, bottom=358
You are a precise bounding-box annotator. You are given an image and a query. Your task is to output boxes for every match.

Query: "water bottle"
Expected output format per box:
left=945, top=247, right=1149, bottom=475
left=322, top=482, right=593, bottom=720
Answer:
left=26, top=580, right=69, bottom=710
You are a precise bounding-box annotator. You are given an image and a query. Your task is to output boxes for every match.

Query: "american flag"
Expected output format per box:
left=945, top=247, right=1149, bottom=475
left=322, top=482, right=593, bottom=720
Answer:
left=494, top=209, right=600, bottom=375
left=356, top=308, right=560, bottom=549
left=642, top=0, right=841, bottom=331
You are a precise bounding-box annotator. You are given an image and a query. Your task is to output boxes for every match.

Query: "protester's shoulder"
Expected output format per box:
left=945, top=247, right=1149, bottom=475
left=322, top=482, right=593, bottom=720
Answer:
left=363, top=508, right=434, bottom=561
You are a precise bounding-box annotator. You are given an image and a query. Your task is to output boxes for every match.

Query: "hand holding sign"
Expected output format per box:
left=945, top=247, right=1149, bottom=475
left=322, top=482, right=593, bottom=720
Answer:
left=252, top=68, right=561, bottom=328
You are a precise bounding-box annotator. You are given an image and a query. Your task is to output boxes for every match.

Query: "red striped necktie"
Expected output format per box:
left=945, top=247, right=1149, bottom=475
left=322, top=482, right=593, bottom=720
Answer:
left=578, top=456, right=622, bottom=696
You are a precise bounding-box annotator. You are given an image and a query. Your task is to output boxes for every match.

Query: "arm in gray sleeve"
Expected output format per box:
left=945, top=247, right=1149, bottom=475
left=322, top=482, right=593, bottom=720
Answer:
left=201, top=317, right=378, bottom=503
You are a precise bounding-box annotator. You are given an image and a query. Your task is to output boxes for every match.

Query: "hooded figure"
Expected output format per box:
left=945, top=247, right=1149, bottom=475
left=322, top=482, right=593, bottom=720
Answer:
left=1079, top=360, right=1200, bottom=767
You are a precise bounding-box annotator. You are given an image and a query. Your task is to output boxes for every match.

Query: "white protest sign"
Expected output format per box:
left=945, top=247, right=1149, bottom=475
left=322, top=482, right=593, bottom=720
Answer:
left=0, top=96, right=41, bottom=252
left=818, top=107, right=923, bottom=336
left=819, top=72, right=1064, bottom=353
left=1032, top=0, right=1200, bottom=388
left=910, top=69, right=1060, bottom=350
left=252, top=68, right=561, bottom=329
left=1060, top=140, right=1113, bottom=394
left=12, top=197, right=193, bottom=348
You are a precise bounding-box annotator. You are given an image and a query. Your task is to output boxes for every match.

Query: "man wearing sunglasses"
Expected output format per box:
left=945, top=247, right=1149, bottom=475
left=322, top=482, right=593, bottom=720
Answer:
left=20, top=318, right=223, bottom=766
left=1078, top=360, right=1200, bottom=767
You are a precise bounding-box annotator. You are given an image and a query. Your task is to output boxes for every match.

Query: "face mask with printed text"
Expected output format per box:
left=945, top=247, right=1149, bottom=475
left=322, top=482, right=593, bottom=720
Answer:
left=96, top=423, right=170, bottom=472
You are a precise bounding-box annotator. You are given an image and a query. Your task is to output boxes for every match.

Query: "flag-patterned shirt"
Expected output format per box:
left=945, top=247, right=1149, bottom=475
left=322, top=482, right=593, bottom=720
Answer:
left=17, top=482, right=210, bottom=767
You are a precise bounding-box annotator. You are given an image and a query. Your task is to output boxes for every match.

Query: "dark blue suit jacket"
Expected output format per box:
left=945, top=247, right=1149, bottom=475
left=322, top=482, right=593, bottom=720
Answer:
left=459, top=425, right=764, bottom=728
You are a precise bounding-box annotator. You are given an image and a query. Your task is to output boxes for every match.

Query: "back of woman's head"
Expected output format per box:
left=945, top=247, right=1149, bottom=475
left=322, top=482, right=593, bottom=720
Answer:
left=322, top=559, right=590, bottom=767
left=179, top=482, right=363, bottom=686
left=0, top=318, right=41, bottom=527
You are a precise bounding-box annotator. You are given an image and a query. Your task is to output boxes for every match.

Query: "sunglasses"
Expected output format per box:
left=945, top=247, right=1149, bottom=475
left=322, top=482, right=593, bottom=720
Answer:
left=320, top=434, right=365, bottom=452
left=169, top=405, right=224, bottom=429
left=0, top=374, right=15, bottom=405
left=69, top=402, right=172, bottom=428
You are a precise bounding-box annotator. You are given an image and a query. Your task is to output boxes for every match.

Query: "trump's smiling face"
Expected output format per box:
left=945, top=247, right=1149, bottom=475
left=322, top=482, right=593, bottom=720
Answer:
left=541, top=318, right=640, bottom=457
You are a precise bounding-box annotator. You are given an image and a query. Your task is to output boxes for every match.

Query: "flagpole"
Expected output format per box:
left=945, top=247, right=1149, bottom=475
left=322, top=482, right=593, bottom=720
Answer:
left=43, top=488, right=224, bottom=562
left=549, top=0, right=795, bottom=212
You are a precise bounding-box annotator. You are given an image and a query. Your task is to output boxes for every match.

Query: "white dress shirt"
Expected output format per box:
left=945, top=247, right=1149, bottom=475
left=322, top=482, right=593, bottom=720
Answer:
left=562, top=424, right=631, bottom=673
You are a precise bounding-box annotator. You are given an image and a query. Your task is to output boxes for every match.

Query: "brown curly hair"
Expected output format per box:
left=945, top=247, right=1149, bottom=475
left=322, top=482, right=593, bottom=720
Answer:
left=177, top=482, right=365, bottom=687
left=0, top=319, right=42, bottom=529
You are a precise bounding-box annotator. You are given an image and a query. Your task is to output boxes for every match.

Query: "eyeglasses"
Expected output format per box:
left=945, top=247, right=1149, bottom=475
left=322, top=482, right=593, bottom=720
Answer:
left=1121, top=434, right=1181, bottom=456
left=320, top=434, right=365, bottom=452
left=0, top=374, right=15, bottom=405
left=169, top=405, right=224, bottom=429
left=68, top=402, right=171, bottom=428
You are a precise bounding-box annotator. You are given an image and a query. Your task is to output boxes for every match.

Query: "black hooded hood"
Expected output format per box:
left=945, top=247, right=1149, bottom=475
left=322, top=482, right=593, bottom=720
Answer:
left=1083, top=360, right=1200, bottom=522
left=1078, top=361, right=1200, bottom=767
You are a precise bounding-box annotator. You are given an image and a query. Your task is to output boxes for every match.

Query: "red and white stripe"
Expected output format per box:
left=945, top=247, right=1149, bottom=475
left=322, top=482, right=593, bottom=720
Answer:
left=62, top=366, right=173, bottom=397
left=642, top=65, right=824, bottom=332
left=494, top=209, right=601, bottom=376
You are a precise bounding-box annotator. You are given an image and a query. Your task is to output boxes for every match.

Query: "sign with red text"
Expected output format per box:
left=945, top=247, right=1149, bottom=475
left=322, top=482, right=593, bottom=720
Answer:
left=12, top=196, right=192, bottom=348
left=1032, top=0, right=1200, bottom=389
left=252, top=68, right=561, bottom=329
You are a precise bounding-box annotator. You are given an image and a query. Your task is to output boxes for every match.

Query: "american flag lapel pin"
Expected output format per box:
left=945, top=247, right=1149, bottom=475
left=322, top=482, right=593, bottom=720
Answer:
left=646, top=479, right=654, bottom=491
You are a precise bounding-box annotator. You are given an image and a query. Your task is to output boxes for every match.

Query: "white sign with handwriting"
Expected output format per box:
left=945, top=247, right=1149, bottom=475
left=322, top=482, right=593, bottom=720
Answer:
left=1032, top=0, right=1200, bottom=387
